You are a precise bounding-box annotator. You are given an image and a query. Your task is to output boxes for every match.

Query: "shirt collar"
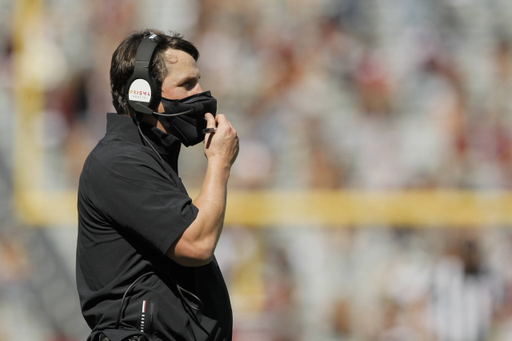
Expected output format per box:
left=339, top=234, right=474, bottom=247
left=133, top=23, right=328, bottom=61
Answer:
left=106, top=113, right=182, bottom=169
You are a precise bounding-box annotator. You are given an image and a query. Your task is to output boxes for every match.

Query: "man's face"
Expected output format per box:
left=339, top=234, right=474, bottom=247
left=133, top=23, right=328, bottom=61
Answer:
left=157, top=48, right=202, bottom=111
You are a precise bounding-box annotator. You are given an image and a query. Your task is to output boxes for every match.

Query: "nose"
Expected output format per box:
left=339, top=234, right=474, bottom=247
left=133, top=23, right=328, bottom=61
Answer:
left=192, top=82, right=203, bottom=95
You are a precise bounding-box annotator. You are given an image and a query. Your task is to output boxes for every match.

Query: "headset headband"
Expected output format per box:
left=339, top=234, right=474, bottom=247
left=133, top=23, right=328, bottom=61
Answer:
left=126, top=34, right=160, bottom=115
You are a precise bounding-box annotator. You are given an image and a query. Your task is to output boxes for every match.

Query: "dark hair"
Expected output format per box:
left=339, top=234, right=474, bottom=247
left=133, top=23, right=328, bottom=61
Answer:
left=110, top=29, right=200, bottom=117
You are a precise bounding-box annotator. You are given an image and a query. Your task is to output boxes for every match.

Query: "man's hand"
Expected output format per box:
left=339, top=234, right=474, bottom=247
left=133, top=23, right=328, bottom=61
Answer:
left=203, top=113, right=239, bottom=169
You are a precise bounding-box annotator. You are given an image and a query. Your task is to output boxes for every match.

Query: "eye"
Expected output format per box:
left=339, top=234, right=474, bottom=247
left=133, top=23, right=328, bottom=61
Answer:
left=180, top=77, right=199, bottom=90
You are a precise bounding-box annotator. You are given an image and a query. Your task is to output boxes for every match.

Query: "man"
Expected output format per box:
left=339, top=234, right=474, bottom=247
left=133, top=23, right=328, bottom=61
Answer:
left=76, top=29, right=239, bottom=341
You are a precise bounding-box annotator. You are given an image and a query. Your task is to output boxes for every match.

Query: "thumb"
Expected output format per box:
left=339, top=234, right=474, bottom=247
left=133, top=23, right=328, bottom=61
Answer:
left=205, top=113, right=216, bottom=128
left=203, top=113, right=217, bottom=135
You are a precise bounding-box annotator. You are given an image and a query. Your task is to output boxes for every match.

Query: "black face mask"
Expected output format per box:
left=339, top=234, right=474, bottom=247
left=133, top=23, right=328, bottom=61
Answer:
left=154, top=91, right=217, bottom=147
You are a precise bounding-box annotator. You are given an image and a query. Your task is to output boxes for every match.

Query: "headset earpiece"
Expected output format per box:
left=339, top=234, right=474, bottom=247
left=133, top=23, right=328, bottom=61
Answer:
left=126, top=34, right=160, bottom=115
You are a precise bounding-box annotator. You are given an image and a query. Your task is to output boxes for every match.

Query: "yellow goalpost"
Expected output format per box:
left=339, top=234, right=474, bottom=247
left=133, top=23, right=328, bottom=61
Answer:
left=12, top=0, right=512, bottom=229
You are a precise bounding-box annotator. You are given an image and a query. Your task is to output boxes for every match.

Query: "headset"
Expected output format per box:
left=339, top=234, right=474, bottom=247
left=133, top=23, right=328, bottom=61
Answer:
left=125, top=34, right=216, bottom=120
left=126, top=34, right=161, bottom=116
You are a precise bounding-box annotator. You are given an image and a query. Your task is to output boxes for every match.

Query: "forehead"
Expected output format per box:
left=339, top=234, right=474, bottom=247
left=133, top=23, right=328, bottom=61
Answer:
left=163, top=49, right=198, bottom=78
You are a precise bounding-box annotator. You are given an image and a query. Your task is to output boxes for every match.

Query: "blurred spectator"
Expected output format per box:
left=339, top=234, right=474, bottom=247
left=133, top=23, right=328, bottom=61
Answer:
left=6, top=0, right=512, bottom=340
left=427, top=233, right=504, bottom=341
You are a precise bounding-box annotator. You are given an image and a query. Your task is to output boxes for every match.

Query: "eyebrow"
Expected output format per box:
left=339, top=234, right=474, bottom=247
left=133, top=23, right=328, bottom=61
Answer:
left=178, top=74, right=200, bottom=85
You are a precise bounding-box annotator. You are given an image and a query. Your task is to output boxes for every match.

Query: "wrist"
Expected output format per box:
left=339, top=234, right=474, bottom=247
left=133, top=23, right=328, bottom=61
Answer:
left=206, top=156, right=232, bottom=171
left=206, top=158, right=231, bottom=180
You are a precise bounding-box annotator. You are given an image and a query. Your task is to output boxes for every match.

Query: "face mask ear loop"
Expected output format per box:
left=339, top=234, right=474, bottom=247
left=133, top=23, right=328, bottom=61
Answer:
left=135, top=120, right=165, bottom=164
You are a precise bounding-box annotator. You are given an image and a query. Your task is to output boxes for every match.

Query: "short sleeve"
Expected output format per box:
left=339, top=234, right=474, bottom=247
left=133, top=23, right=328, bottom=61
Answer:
left=82, top=144, right=198, bottom=256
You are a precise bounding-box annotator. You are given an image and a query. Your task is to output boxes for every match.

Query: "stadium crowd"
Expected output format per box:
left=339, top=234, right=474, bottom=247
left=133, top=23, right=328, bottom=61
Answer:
left=3, top=0, right=512, bottom=340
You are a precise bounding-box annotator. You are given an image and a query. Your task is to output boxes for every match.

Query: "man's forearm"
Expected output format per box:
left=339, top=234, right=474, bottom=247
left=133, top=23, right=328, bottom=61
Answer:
left=191, top=160, right=230, bottom=247
left=167, top=161, right=230, bottom=266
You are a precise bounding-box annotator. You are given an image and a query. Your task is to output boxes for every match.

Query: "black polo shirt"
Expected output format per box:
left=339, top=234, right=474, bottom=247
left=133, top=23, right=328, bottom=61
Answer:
left=76, top=113, right=232, bottom=341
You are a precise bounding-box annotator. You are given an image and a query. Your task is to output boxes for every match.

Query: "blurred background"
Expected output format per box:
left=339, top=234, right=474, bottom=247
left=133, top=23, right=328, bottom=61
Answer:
left=3, top=0, right=512, bottom=340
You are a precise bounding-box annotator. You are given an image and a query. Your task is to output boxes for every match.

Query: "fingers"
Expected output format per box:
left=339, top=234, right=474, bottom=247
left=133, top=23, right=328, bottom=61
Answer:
left=204, top=113, right=237, bottom=140
left=203, top=113, right=239, bottom=165
left=204, top=113, right=216, bottom=128
left=203, top=113, right=216, bottom=148
left=214, top=114, right=236, bottom=136
left=215, top=113, right=228, bottom=125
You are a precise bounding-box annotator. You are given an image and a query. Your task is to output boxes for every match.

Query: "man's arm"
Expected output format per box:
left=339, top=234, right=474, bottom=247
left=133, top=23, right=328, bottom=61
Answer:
left=167, top=113, right=239, bottom=267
